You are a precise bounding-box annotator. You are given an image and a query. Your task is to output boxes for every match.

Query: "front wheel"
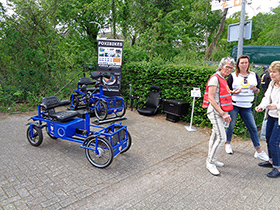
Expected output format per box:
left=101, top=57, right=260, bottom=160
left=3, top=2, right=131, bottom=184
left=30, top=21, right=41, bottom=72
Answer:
left=94, top=99, right=108, bottom=121
left=85, top=136, right=113, bottom=168
left=27, top=125, right=43, bottom=147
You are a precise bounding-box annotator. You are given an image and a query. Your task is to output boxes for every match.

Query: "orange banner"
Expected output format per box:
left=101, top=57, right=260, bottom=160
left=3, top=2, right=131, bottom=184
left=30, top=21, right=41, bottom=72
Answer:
left=234, top=0, right=241, bottom=6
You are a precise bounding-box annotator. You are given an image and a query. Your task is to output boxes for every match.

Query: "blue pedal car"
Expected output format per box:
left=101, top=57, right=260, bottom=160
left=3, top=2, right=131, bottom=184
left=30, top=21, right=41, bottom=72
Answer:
left=26, top=94, right=131, bottom=168
left=69, top=71, right=126, bottom=121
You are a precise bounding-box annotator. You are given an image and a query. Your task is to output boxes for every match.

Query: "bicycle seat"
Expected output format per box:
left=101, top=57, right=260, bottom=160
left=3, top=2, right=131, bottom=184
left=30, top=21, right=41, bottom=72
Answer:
left=78, top=77, right=96, bottom=86
left=41, top=96, right=78, bottom=122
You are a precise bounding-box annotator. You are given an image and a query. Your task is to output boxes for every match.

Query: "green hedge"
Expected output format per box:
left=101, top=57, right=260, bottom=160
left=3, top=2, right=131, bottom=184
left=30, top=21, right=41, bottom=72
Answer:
left=121, top=61, right=265, bottom=137
left=121, top=61, right=216, bottom=127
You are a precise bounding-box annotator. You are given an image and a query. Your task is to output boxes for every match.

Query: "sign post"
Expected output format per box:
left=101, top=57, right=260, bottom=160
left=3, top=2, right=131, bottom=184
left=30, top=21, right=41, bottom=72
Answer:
left=185, top=88, right=201, bottom=132
left=237, top=0, right=246, bottom=58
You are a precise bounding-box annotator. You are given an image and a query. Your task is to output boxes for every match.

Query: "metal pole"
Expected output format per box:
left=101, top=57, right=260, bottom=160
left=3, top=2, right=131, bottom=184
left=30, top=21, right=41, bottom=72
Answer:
left=185, top=96, right=197, bottom=132
left=189, top=97, right=195, bottom=128
left=237, top=0, right=246, bottom=58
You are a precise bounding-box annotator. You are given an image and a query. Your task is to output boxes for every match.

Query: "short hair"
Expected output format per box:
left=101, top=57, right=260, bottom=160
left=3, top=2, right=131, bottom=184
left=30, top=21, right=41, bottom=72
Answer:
left=217, top=56, right=235, bottom=72
left=269, top=61, right=280, bottom=73
left=235, top=55, right=250, bottom=76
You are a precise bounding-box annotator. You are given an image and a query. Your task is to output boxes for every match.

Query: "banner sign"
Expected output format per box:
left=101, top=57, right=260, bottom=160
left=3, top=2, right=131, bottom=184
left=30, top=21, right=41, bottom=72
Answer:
left=97, top=39, right=123, bottom=96
left=211, top=0, right=241, bottom=11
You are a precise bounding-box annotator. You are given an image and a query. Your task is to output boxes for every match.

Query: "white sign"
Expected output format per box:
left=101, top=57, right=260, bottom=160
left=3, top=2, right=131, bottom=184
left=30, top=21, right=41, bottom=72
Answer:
left=228, top=20, right=252, bottom=42
left=191, top=88, right=201, bottom=98
left=211, top=0, right=241, bottom=11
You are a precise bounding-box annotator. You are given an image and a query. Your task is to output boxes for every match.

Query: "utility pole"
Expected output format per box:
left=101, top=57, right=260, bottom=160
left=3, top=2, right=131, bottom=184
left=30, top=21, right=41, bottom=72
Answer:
left=237, top=0, right=246, bottom=58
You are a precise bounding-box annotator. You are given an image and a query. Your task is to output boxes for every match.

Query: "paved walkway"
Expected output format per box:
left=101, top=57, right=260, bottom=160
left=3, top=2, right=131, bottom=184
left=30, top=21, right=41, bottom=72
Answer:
left=0, top=109, right=279, bottom=210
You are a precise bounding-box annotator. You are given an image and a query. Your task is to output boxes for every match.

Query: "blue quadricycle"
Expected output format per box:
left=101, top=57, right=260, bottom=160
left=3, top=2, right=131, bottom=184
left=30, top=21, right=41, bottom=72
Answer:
left=26, top=93, right=131, bottom=168
left=69, top=71, right=126, bottom=122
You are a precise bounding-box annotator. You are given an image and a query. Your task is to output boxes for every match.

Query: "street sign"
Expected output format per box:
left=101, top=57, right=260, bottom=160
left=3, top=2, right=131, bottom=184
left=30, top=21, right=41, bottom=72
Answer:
left=228, top=20, right=252, bottom=42
left=211, top=0, right=241, bottom=11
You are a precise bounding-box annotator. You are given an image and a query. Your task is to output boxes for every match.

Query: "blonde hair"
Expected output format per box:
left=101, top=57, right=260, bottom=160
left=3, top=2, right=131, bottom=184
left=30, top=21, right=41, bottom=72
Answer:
left=269, top=61, right=280, bottom=73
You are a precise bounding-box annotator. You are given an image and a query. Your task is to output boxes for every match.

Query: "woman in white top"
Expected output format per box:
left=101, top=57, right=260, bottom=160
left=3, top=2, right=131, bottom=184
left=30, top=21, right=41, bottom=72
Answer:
left=225, top=55, right=268, bottom=161
left=255, top=61, right=280, bottom=178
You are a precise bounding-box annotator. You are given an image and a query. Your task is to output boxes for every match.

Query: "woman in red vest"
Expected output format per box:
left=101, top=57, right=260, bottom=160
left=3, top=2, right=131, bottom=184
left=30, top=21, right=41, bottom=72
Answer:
left=203, top=57, right=235, bottom=176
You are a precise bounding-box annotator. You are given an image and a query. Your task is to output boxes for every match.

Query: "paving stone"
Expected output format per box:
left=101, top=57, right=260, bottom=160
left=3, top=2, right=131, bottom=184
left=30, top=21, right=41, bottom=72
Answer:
left=0, top=109, right=280, bottom=209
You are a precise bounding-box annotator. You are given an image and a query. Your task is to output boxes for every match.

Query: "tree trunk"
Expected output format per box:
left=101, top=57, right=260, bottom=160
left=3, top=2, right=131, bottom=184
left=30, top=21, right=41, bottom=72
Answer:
left=204, top=8, right=228, bottom=61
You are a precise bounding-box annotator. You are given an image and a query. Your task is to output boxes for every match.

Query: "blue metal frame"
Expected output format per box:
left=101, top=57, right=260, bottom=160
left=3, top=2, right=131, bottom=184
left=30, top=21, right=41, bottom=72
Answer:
left=28, top=103, right=130, bottom=165
left=69, top=79, right=125, bottom=116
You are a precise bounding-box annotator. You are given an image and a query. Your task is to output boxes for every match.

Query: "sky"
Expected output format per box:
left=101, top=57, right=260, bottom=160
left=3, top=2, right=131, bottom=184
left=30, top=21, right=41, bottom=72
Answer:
left=227, top=0, right=280, bottom=18
left=1, top=0, right=280, bottom=19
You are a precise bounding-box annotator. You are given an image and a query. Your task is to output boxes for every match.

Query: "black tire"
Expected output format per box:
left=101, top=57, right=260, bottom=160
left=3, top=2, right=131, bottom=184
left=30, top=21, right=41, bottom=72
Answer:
left=45, top=126, right=57, bottom=139
left=120, top=130, right=132, bottom=154
left=70, top=94, right=79, bottom=110
left=85, top=136, right=113, bottom=168
left=115, top=103, right=126, bottom=117
left=94, top=99, right=108, bottom=121
left=27, top=125, right=43, bottom=147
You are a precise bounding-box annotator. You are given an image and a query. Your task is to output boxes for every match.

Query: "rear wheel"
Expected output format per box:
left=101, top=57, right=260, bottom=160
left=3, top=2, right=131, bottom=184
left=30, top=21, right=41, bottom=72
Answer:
left=85, top=136, right=113, bottom=168
left=45, top=126, right=57, bottom=139
left=115, top=103, right=126, bottom=117
left=120, top=130, right=132, bottom=154
left=94, top=99, right=108, bottom=121
left=27, top=125, right=43, bottom=147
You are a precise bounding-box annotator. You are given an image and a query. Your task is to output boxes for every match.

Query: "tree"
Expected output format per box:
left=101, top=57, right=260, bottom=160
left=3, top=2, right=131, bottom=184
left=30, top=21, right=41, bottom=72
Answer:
left=204, top=8, right=228, bottom=61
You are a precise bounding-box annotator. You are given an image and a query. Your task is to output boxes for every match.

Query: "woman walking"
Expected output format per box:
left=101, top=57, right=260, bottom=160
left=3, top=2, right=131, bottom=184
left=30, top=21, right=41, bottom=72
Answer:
left=255, top=61, right=280, bottom=178
left=202, top=57, right=234, bottom=176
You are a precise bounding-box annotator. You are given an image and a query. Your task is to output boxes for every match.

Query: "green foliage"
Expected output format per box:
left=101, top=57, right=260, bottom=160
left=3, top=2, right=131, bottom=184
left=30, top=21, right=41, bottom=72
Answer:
left=0, top=0, right=279, bottom=141
left=121, top=61, right=216, bottom=127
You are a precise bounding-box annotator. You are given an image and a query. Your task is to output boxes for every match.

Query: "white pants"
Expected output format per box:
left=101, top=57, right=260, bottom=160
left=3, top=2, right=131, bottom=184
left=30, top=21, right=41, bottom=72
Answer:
left=207, top=111, right=227, bottom=164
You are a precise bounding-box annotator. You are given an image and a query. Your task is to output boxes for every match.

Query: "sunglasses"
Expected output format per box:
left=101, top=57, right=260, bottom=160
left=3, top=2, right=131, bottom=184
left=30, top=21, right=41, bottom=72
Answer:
left=244, top=76, right=248, bottom=84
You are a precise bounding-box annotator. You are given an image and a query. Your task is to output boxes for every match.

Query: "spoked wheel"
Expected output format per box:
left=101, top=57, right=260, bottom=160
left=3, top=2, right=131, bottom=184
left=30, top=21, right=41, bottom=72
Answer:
left=120, top=130, right=132, bottom=154
left=85, top=136, right=113, bottom=168
left=115, top=103, right=126, bottom=117
left=45, top=126, right=57, bottom=139
left=94, top=99, right=108, bottom=121
left=27, top=125, right=43, bottom=147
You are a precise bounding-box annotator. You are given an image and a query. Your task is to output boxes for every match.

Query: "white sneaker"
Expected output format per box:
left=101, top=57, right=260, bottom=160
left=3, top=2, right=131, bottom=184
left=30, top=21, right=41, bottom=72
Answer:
left=206, top=163, right=220, bottom=176
left=214, top=161, right=224, bottom=167
left=225, top=144, right=233, bottom=154
left=260, top=137, right=266, bottom=141
left=254, top=151, right=269, bottom=161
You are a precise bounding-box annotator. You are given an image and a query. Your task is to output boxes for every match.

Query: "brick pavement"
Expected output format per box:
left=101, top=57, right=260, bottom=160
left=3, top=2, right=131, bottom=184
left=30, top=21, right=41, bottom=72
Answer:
left=0, top=109, right=279, bottom=210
